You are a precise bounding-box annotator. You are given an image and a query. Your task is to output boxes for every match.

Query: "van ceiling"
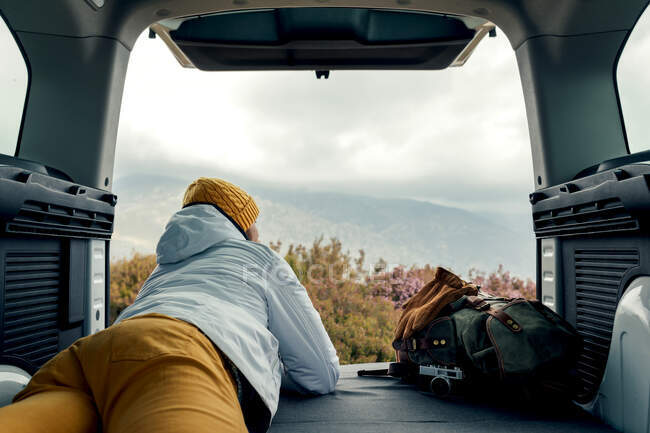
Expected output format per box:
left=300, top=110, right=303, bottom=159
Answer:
left=159, top=8, right=481, bottom=70
left=0, top=0, right=646, bottom=50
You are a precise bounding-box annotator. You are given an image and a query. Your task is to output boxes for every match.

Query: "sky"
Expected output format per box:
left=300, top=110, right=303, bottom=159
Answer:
left=0, top=15, right=28, bottom=156
left=113, top=23, right=534, bottom=216
left=618, top=5, right=650, bottom=153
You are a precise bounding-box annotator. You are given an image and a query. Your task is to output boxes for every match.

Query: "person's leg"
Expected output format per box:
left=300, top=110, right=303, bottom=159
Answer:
left=0, top=341, right=99, bottom=433
left=0, top=390, right=98, bottom=433
left=84, top=314, right=248, bottom=433
left=104, top=354, right=248, bottom=433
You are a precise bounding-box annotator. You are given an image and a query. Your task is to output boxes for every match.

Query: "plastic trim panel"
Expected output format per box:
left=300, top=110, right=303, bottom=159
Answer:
left=581, top=276, right=650, bottom=433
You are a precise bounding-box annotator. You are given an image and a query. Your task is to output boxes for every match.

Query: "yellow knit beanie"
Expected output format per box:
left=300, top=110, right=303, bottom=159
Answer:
left=182, top=177, right=259, bottom=232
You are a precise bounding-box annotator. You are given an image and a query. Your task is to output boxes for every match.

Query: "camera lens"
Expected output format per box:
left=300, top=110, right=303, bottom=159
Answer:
left=429, top=376, right=451, bottom=397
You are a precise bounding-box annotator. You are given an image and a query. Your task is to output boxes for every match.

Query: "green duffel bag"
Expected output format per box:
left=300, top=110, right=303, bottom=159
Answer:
left=360, top=292, right=581, bottom=401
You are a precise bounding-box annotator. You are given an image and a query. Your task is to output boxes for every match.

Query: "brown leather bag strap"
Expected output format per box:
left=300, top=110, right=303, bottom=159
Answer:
left=486, top=308, right=522, bottom=333
left=465, top=295, right=490, bottom=311
left=394, top=338, right=417, bottom=351
left=466, top=296, right=523, bottom=333
left=394, top=336, right=451, bottom=351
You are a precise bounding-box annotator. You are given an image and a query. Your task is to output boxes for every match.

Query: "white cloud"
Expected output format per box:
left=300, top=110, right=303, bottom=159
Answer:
left=115, top=27, right=533, bottom=215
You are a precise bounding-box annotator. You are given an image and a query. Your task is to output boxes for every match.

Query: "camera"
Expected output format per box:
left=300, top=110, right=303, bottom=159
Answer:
left=418, top=364, right=465, bottom=397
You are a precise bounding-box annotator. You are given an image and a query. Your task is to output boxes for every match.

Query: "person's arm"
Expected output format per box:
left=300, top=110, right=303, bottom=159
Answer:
left=280, top=363, right=306, bottom=394
left=266, top=256, right=340, bottom=395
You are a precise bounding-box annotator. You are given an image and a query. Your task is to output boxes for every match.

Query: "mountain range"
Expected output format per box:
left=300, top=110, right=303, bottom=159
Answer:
left=110, top=174, right=536, bottom=279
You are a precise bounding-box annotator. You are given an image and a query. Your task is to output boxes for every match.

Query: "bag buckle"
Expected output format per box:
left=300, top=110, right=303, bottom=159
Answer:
left=466, top=296, right=490, bottom=311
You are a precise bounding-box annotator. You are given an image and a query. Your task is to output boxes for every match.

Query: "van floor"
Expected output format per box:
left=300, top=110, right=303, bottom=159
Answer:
left=270, top=363, right=614, bottom=433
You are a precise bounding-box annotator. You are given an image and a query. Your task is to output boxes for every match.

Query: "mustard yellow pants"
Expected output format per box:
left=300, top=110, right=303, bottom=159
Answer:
left=0, top=313, right=248, bottom=433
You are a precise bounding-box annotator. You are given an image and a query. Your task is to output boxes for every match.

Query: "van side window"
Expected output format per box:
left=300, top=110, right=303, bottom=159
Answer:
left=0, top=14, right=28, bottom=156
left=617, top=5, right=650, bottom=154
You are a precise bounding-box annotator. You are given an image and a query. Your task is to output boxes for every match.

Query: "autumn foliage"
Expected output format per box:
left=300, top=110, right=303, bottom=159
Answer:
left=110, top=253, right=157, bottom=321
left=110, top=238, right=535, bottom=364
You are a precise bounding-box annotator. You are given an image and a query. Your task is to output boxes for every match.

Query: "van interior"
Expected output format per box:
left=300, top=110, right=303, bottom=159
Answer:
left=0, top=1, right=649, bottom=432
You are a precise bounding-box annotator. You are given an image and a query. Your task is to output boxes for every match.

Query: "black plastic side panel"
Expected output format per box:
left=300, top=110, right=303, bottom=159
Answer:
left=561, top=235, right=649, bottom=401
left=0, top=161, right=116, bottom=369
left=0, top=154, right=72, bottom=182
left=0, top=236, right=100, bottom=368
left=65, top=239, right=87, bottom=325
left=574, top=149, right=650, bottom=179
left=531, top=162, right=650, bottom=402
left=0, top=237, right=62, bottom=368
left=0, top=165, right=116, bottom=239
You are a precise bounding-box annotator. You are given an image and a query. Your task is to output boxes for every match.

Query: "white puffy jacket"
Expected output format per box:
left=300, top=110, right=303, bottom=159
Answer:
left=115, top=204, right=340, bottom=418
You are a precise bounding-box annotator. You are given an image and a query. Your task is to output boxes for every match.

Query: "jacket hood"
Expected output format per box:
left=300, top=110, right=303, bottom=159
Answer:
left=156, top=204, right=245, bottom=264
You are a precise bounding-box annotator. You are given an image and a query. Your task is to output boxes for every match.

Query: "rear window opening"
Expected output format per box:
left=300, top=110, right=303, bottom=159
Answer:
left=0, top=13, right=29, bottom=156
left=617, top=2, right=650, bottom=154
left=110, top=19, right=536, bottom=360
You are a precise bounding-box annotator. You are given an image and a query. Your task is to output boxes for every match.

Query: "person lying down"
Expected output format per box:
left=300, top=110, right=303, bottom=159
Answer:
left=0, top=177, right=340, bottom=433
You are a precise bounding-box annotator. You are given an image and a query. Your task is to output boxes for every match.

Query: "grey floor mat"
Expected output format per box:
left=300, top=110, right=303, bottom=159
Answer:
left=269, top=363, right=613, bottom=433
